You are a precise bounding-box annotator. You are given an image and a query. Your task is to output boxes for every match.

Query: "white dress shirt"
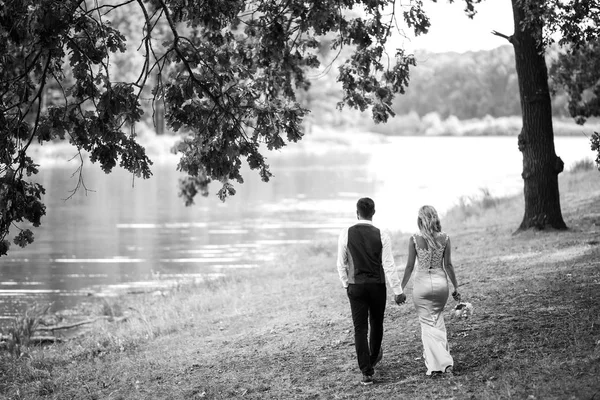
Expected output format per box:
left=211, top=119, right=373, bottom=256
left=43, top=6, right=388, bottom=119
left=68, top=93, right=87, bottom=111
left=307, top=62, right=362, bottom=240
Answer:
left=336, top=220, right=403, bottom=295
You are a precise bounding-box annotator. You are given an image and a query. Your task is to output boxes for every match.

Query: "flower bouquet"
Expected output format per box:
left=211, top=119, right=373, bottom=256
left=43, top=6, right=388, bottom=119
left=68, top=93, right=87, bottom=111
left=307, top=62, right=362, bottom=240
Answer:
left=453, top=302, right=474, bottom=318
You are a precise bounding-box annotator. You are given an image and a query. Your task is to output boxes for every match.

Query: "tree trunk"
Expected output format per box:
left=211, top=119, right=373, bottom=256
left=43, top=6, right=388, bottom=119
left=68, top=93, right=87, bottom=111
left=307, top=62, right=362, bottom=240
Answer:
left=511, top=0, right=567, bottom=231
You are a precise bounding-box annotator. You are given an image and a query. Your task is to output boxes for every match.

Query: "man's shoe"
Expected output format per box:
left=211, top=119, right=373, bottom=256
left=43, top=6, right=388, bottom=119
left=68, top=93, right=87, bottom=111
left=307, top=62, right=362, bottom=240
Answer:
left=372, top=349, right=383, bottom=368
left=360, top=374, right=374, bottom=386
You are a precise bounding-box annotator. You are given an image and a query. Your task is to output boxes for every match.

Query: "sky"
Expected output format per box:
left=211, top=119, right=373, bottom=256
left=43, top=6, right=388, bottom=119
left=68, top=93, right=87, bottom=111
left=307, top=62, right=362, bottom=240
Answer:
left=390, top=1, right=515, bottom=53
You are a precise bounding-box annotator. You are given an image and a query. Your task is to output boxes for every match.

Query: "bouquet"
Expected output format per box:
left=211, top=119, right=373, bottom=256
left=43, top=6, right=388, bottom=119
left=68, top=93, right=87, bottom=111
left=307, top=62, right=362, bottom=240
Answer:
left=453, top=302, right=474, bottom=318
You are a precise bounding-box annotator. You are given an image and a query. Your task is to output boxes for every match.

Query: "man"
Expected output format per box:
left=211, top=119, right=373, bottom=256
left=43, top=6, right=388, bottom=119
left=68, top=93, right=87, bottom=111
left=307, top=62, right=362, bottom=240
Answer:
left=336, top=197, right=406, bottom=385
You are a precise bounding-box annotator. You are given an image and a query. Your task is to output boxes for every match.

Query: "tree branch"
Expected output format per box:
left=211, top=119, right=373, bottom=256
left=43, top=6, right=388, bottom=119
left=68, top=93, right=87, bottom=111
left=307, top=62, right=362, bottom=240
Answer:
left=156, top=0, right=223, bottom=112
left=87, top=0, right=138, bottom=17
left=133, top=0, right=153, bottom=94
left=17, top=52, right=53, bottom=162
left=492, top=30, right=514, bottom=44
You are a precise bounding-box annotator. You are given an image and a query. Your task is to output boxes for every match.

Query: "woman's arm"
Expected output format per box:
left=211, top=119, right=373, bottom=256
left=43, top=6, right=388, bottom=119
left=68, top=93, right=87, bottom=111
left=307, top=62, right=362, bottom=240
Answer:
left=401, top=236, right=417, bottom=290
left=444, top=237, right=460, bottom=293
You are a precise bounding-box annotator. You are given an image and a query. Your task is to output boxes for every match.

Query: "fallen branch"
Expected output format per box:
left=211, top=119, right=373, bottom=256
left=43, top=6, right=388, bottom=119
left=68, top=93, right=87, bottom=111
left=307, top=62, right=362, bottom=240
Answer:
left=37, top=315, right=129, bottom=332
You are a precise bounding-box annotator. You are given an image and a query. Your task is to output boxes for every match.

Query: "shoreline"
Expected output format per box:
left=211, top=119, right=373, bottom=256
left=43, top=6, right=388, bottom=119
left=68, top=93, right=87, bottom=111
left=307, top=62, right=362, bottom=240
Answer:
left=25, top=126, right=596, bottom=166
left=0, top=166, right=596, bottom=328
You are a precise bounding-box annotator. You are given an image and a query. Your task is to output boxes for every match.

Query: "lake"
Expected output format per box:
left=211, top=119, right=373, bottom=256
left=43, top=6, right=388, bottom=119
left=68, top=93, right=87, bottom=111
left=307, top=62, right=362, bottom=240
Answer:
left=0, top=134, right=592, bottom=324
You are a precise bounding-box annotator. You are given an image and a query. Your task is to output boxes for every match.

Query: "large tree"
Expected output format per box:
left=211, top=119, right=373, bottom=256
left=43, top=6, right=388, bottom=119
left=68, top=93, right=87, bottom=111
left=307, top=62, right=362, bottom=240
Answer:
left=492, top=0, right=567, bottom=230
left=490, top=0, right=599, bottom=231
left=0, top=0, right=423, bottom=255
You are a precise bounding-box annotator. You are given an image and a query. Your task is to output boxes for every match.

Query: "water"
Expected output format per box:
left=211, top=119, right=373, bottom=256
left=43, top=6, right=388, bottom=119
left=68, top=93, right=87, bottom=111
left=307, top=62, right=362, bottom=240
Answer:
left=0, top=135, right=592, bottom=323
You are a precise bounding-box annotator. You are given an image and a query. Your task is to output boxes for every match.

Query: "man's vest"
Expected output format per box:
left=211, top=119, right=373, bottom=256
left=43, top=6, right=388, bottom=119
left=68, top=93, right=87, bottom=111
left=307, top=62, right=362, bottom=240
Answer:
left=346, top=224, right=385, bottom=284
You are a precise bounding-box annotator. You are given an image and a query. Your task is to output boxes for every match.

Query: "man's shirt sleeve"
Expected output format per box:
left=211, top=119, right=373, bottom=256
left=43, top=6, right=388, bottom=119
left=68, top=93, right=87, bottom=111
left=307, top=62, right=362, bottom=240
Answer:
left=381, top=230, right=403, bottom=295
left=336, top=227, right=349, bottom=289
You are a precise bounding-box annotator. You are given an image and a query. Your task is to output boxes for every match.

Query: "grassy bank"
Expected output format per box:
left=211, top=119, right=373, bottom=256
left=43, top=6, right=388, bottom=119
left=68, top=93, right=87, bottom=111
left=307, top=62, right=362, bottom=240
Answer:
left=1, top=169, right=600, bottom=400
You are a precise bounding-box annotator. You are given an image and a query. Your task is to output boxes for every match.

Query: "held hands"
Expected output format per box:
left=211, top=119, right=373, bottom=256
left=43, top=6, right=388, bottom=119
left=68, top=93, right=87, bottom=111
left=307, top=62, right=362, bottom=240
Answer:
left=452, top=290, right=461, bottom=302
left=394, top=293, right=407, bottom=305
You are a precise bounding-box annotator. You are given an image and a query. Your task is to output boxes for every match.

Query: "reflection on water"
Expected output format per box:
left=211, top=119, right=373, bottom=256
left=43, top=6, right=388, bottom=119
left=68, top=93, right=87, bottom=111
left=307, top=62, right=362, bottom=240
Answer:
left=0, top=135, right=591, bottom=322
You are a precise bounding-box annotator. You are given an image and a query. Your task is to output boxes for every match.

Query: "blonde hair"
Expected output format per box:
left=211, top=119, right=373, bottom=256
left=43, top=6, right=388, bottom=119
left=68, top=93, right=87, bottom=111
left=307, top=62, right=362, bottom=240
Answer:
left=417, top=205, right=442, bottom=249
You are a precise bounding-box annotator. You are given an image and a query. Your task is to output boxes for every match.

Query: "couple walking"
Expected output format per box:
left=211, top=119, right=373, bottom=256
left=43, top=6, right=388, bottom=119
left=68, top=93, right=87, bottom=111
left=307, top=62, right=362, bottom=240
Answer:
left=336, top=197, right=461, bottom=385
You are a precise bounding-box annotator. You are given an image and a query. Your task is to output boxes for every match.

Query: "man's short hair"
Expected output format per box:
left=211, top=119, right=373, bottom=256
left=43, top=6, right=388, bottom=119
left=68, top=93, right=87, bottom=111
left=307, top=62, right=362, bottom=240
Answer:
left=357, top=197, right=375, bottom=219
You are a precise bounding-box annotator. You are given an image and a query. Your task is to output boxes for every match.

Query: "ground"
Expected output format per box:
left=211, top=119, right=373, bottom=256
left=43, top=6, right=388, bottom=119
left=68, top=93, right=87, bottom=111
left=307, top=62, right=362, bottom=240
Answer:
left=1, top=169, right=599, bottom=400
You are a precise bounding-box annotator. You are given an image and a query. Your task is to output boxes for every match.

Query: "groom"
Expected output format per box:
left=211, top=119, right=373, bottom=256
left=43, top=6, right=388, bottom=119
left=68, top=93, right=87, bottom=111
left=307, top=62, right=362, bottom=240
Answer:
left=336, top=197, right=406, bottom=385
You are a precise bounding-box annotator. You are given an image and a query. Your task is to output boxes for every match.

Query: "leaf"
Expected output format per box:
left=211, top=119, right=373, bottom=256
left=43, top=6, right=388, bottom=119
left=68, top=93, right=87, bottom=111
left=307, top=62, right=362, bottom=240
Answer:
left=216, top=182, right=236, bottom=202
left=13, top=230, right=34, bottom=248
left=0, top=0, right=442, bottom=254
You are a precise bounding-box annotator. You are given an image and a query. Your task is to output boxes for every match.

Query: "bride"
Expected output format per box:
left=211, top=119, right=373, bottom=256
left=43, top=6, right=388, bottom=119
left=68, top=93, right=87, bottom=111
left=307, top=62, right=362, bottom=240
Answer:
left=399, top=205, right=461, bottom=376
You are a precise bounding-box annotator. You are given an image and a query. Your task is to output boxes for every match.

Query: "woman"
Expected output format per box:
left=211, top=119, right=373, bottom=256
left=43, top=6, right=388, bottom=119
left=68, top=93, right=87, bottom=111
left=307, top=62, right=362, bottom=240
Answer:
left=400, top=205, right=460, bottom=376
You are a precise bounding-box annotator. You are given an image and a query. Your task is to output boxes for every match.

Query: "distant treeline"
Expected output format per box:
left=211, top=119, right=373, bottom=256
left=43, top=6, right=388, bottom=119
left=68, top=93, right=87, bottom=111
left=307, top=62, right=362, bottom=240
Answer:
left=303, top=45, right=587, bottom=136
left=394, top=46, right=524, bottom=120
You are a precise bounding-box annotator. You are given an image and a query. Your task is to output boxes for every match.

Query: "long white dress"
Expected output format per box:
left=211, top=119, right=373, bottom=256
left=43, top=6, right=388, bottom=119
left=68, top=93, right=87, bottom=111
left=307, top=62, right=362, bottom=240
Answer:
left=412, top=233, right=453, bottom=375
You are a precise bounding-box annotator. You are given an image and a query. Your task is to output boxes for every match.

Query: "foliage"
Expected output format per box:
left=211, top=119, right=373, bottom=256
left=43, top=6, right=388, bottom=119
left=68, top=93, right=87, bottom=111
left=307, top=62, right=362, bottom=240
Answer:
left=309, top=45, right=584, bottom=128
left=0, top=0, right=153, bottom=254
left=1, top=303, right=52, bottom=358
left=591, top=131, right=600, bottom=170
left=540, top=0, right=600, bottom=47
left=451, top=187, right=502, bottom=220
left=569, top=158, right=595, bottom=173
left=549, top=40, right=600, bottom=173
left=307, top=45, right=596, bottom=132
left=0, top=0, right=439, bottom=255
left=393, top=46, right=522, bottom=119
left=550, top=41, right=600, bottom=125
left=543, top=1, right=600, bottom=170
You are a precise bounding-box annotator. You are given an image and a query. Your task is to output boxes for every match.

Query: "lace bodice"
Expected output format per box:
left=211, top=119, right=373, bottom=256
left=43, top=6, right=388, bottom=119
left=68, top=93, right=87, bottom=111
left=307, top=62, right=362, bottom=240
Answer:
left=413, top=233, right=448, bottom=271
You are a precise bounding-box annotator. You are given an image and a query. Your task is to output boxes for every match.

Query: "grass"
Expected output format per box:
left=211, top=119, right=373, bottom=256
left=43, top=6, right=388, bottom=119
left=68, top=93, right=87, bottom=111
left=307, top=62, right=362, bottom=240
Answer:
left=1, top=169, right=600, bottom=399
left=569, top=158, right=596, bottom=173
left=449, top=188, right=505, bottom=221
left=2, top=303, right=52, bottom=358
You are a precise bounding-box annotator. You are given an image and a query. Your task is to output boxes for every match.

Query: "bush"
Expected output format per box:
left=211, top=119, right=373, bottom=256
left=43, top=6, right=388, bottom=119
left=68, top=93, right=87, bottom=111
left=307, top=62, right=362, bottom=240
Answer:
left=2, top=303, right=52, bottom=358
left=447, top=188, right=500, bottom=221
left=569, top=158, right=595, bottom=173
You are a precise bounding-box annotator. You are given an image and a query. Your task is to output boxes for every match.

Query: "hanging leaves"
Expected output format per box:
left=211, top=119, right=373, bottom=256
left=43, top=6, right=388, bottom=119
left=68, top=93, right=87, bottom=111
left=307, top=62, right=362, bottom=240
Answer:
left=0, top=0, right=434, bottom=254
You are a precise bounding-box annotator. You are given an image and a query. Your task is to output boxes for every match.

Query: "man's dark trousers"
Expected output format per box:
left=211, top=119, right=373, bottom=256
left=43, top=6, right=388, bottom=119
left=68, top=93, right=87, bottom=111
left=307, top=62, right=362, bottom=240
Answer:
left=347, top=282, right=387, bottom=376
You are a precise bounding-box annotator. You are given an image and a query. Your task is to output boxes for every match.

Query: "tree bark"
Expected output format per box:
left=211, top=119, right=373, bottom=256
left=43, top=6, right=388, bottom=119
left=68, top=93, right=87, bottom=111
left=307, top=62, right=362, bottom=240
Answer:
left=511, top=0, right=567, bottom=231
